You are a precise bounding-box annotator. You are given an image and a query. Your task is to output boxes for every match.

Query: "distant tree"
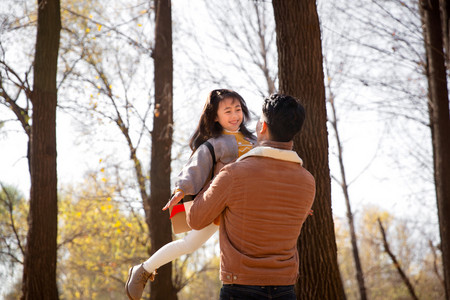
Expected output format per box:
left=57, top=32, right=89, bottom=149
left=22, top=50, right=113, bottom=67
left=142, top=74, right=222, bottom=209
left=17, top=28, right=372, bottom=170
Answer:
left=336, top=206, right=445, bottom=299
left=21, top=0, right=61, bottom=298
left=57, top=176, right=149, bottom=299
left=272, top=0, right=346, bottom=298
left=149, top=0, right=177, bottom=299
left=326, top=72, right=367, bottom=300
left=321, top=1, right=449, bottom=296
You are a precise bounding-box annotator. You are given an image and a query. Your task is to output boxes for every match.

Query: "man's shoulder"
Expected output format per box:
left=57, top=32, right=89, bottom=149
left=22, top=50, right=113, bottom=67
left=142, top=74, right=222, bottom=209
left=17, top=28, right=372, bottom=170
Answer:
left=233, top=155, right=314, bottom=177
left=225, top=155, right=278, bottom=174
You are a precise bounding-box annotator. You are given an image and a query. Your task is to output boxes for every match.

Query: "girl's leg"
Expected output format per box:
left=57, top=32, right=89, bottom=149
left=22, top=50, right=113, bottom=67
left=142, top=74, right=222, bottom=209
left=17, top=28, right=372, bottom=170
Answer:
left=142, top=222, right=218, bottom=273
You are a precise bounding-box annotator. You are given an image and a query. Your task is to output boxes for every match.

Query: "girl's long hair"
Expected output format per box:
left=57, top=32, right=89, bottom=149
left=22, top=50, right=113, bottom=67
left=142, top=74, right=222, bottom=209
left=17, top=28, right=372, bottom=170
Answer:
left=189, top=89, right=253, bottom=152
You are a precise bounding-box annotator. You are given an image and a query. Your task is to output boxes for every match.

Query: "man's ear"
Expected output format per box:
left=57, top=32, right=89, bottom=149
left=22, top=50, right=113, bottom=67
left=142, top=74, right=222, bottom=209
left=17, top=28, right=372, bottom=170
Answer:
left=259, top=120, right=268, bottom=134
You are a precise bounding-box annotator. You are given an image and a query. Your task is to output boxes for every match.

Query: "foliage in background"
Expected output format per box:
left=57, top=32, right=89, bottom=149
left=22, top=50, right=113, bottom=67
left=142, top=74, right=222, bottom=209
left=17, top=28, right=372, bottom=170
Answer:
left=336, top=205, right=444, bottom=300
left=0, top=184, right=27, bottom=274
left=178, top=254, right=221, bottom=300
left=57, top=173, right=149, bottom=299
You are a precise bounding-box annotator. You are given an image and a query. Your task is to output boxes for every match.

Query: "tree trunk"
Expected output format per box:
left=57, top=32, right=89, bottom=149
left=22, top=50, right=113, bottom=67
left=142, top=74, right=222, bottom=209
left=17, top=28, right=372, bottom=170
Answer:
left=21, top=0, right=61, bottom=299
left=272, top=1, right=346, bottom=299
left=420, top=0, right=450, bottom=299
left=149, top=0, right=177, bottom=299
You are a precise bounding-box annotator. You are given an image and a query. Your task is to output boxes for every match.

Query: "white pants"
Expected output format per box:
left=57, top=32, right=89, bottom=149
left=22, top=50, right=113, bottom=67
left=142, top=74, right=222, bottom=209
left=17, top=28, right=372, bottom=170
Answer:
left=142, top=223, right=218, bottom=273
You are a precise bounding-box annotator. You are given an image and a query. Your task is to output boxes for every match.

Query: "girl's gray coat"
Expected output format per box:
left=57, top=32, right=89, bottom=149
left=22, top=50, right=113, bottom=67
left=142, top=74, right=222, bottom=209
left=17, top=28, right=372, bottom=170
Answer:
left=175, top=134, right=256, bottom=196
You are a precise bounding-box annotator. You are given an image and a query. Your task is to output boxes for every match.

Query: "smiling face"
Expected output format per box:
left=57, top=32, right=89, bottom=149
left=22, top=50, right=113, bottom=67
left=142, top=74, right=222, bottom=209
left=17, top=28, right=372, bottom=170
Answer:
left=215, top=97, right=243, bottom=132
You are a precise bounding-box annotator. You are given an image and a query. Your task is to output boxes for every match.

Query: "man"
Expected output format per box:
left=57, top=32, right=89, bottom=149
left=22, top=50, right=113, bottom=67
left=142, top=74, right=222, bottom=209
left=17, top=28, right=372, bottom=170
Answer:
left=187, top=93, right=316, bottom=299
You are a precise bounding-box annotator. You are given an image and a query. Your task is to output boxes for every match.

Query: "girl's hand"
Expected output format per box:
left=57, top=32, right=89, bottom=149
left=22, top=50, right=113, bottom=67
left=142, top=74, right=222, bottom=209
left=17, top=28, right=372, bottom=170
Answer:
left=162, top=191, right=184, bottom=211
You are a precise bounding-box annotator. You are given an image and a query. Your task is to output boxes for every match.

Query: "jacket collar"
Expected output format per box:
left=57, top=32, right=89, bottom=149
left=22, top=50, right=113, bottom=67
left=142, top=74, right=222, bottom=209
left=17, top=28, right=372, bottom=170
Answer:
left=258, top=140, right=293, bottom=150
left=237, top=140, right=303, bottom=165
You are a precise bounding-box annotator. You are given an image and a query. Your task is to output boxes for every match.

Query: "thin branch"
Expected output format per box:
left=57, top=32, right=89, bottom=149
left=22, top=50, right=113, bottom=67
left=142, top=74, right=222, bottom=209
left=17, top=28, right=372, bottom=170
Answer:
left=428, top=240, right=445, bottom=289
left=62, top=7, right=154, bottom=57
left=377, top=218, right=420, bottom=300
left=0, top=183, right=25, bottom=257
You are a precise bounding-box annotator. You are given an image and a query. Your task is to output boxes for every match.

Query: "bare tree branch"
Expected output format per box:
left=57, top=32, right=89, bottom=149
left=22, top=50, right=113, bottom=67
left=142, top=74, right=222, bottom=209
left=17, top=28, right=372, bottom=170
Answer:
left=377, top=218, right=420, bottom=300
left=0, top=183, right=25, bottom=258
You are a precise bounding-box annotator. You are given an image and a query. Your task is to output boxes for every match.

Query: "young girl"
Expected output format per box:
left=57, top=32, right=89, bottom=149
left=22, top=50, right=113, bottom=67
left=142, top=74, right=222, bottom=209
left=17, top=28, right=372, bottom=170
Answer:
left=126, top=89, right=256, bottom=300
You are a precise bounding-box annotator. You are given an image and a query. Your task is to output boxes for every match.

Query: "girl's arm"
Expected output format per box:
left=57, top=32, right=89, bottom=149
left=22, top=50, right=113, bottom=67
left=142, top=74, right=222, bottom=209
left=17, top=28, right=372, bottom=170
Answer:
left=164, top=135, right=237, bottom=210
left=187, top=166, right=232, bottom=230
left=171, top=142, right=214, bottom=196
left=163, top=160, right=227, bottom=211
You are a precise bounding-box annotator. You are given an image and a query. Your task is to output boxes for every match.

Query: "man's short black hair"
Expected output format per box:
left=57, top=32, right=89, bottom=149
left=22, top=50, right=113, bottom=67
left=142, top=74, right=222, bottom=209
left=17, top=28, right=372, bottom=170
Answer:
left=262, top=94, right=306, bottom=142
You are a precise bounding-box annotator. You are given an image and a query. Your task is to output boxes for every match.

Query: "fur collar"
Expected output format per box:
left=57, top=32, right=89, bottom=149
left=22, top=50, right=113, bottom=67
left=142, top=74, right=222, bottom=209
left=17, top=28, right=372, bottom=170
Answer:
left=237, top=146, right=303, bottom=165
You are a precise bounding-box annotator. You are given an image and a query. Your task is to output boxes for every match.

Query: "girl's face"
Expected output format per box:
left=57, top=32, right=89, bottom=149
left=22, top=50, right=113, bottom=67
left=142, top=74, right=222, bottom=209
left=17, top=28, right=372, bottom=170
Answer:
left=215, top=97, right=243, bottom=132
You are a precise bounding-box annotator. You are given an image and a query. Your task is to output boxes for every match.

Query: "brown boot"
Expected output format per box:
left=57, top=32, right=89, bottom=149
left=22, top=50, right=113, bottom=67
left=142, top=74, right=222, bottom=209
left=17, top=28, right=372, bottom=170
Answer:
left=125, top=264, right=156, bottom=300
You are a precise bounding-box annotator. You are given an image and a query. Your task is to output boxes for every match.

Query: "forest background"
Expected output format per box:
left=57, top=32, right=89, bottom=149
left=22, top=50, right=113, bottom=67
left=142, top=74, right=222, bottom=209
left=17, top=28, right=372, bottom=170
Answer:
left=0, top=0, right=448, bottom=299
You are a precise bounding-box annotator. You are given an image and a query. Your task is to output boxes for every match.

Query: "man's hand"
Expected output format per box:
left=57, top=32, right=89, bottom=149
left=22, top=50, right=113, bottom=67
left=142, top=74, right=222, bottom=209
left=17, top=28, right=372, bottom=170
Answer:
left=162, top=191, right=184, bottom=211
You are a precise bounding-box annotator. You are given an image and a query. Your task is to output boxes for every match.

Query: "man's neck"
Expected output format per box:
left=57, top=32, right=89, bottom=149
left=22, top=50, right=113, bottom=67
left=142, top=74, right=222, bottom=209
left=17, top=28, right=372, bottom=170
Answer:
left=257, top=140, right=294, bottom=150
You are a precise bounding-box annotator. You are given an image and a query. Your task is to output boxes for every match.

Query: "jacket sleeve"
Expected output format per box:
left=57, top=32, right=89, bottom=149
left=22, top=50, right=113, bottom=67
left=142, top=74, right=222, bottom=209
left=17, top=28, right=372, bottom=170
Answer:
left=174, top=143, right=214, bottom=196
left=187, top=166, right=233, bottom=230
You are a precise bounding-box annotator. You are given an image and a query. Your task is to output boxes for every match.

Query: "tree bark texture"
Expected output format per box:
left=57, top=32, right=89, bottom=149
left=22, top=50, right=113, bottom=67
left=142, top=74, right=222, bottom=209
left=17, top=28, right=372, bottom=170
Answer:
left=149, top=0, right=177, bottom=299
left=272, top=1, right=346, bottom=299
left=21, top=0, right=61, bottom=299
left=420, top=0, right=450, bottom=299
